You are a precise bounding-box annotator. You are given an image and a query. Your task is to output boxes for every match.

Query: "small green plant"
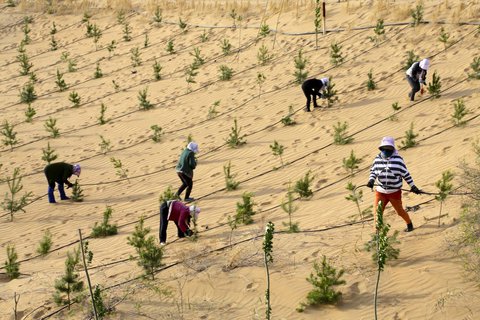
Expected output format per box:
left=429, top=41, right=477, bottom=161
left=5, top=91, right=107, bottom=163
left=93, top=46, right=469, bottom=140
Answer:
left=468, top=57, right=480, bottom=79
left=399, top=123, right=418, bottom=149
left=17, top=52, right=33, bottom=76
left=122, top=22, right=132, bottom=41
left=438, top=27, right=450, bottom=51
left=294, top=171, right=314, bottom=199
left=435, top=170, right=454, bottom=227
left=153, top=6, right=162, bottom=26
left=281, top=105, right=296, bottom=126
left=227, top=214, right=238, bottom=246
left=2, top=168, right=32, bottom=221
left=82, top=12, right=91, bottom=23
left=332, top=121, right=353, bottom=145
left=230, top=8, right=238, bottom=28
left=110, top=157, right=129, bottom=180
left=324, top=77, right=338, bottom=107
left=99, top=135, right=112, bottom=154
left=185, top=62, right=199, bottom=90
left=207, top=100, right=220, bottom=119
left=342, top=150, right=361, bottom=176
left=190, top=47, right=205, bottom=67
left=256, top=72, right=266, bottom=97
left=294, top=49, right=308, bottom=84
left=67, top=58, right=77, bottom=72
left=50, top=21, right=57, bottom=34
left=98, top=103, right=107, bottom=125
left=1, top=120, right=18, bottom=150
left=19, top=81, right=37, bottom=104
left=389, top=102, right=401, bottom=121
left=71, top=180, right=84, bottom=202
left=25, top=103, right=36, bottom=122
left=330, top=42, right=344, bottom=66
left=107, top=40, right=116, bottom=58
left=314, top=0, right=322, bottom=49
left=92, top=285, right=109, bottom=318
left=235, top=192, right=256, bottom=225
left=22, top=21, right=31, bottom=44
left=29, top=71, right=37, bottom=83
left=138, top=87, right=154, bottom=110
left=130, top=47, right=142, bottom=67
left=50, top=36, right=58, bottom=51
left=85, top=21, right=94, bottom=37
left=451, top=99, right=469, bottom=126
left=200, top=30, right=209, bottom=42
left=116, top=11, right=126, bottom=24
left=6, top=0, right=16, bottom=7
left=150, top=125, right=163, bottom=143
left=402, top=50, right=419, bottom=70
left=41, top=142, right=58, bottom=164
left=224, top=161, right=240, bottom=191
left=44, top=117, right=60, bottom=138
left=345, top=182, right=371, bottom=221
left=281, top=183, right=299, bottom=233
left=220, top=38, right=232, bottom=55
left=226, top=118, right=246, bottom=148
left=55, top=69, right=68, bottom=91
left=411, top=4, right=424, bottom=27
left=37, top=230, right=53, bottom=255
left=178, top=17, right=187, bottom=32
left=53, top=248, right=84, bottom=308
left=112, top=79, right=120, bottom=91
left=91, top=206, right=118, bottom=237
left=94, top=62, right=103, bottom=78
left=259, top=23, right=270, bottom=38
left=297, top=255, right=346, bottom=312
left=263, top=221, right=274, bottom=320
left=158, top=185, right=178, bottom=203
left=166, top=39, right=175, bottom=54
left=366, top=69, right=376, bottom=91
left=257, top=44, right=273, bottom=65
left=69, top=91, right=81, bottom=108
left=144, top=32, right=149, bottom=48
left=91, top=24, right=102, bottom=50
left=219, top=65, right=233, bottom=81
left=370, top=18, right=385, bottom=45
left=4, top=244, right=20, bottom=280
left=270, top=140, right=285, bottom=167
left=153, top=58, right=162, bottom=81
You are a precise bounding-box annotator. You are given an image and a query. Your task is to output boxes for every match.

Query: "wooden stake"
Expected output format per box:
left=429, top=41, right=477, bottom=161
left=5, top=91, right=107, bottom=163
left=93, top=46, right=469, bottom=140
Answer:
left=78, top=229, right=98, bottom=320
left=322, top=1, right=326, bottom=35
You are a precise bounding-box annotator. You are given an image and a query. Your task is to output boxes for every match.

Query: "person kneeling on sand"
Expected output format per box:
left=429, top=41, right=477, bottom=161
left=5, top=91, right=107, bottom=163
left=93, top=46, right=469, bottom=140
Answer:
left=406, top=58, right=430, bottom=101
left=366, top=137, right=422, bottom=232
left=301, top=77, right=329, bottom=112
left=44, top=162, right=81, bottom=203
left=159, top=200, right=200, bottom=245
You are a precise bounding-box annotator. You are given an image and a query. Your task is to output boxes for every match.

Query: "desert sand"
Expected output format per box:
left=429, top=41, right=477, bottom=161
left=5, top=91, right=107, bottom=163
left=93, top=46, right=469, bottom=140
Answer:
left=0, top=0, right=479, bottom=319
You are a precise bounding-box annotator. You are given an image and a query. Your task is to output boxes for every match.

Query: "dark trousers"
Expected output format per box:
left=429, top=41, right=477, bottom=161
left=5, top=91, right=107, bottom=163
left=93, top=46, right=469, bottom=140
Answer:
left=302, top=89, right=319, bottom=111
left=159, top=202, right=184, bottom=243
left=406, top=75, right=420, bottom=101
left=176, top=172, right=193, bottom=199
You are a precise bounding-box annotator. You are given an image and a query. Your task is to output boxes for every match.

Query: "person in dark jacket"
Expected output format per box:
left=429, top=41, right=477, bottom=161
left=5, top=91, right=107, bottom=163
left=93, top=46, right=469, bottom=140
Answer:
left=301, top=77, right=329, bottom=112
left=159, top=200, right=200, bottom=245
left=175, top=142, right=198, bottom=202
left=44, top=162, right=81, bottom=203
left=406, top=58, right=430, bottom=101
left=366, top=137, right=422, bottom=232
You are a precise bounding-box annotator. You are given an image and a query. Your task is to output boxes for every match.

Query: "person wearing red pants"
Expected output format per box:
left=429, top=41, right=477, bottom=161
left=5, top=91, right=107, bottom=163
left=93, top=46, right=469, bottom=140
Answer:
left=367, top=136, right=423, bottom=232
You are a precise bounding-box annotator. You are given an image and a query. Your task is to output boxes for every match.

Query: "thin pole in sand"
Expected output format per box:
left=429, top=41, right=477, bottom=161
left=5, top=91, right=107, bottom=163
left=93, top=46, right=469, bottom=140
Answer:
left=78, top=229, right=98, bottom=320
left=322, top=1, right=326, bottom=35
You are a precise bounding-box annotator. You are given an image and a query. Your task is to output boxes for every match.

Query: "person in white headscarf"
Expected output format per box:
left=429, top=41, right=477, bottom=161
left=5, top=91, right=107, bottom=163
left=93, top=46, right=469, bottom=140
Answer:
left=159, top=200, right=200, bottom=245
left=44, top=162, right=81, bottom=203
left=301, top=77, right=329, bottom=112
left=406, top=58, right=430, bottom=101
left=175, top=142, right=198, bottom=202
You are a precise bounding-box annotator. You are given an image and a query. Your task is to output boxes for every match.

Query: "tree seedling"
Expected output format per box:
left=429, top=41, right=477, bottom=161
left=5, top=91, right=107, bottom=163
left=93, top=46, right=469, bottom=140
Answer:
left=130, top=47, right=142, bottom=67
left=219, top=65, right=233, bottom=81
left=402, top=50, right=419, bottom=70
left=94, top=62, right=103, bottom=78
left=411, top=4, right=424, bottom=27
left=50, top=21, right=57, bottom=34
left=207, top=100, right=220, bottom=119
left=44, top=117, right=60, bottom=138
left=294, top=171, right=314, bottom=199
left=366, top=69, right=376, bottom=91
left=451, top=99, right=469, bottom=126
left=263, top=221, right=274, bottom=320
left=98, top=135, right=111, bottom=154
left=332, top=121, right=353, bottom=145
left=259, top=23, right=270, bottom=38
left=25, top=103, right=36, bottom=122
left=200, top=30, right=209, bottom=42
left=41, top=142, right=58, bottom=164
left=166, top=39, right=175, bottom=54
left=438, top=27, right=450, bottom=51
left=369, top=18, right=385, bottom=45
left=144, top=32, right=149, bottom=48
left=270, top=140, right=285, bottom=167
left=122, top=22, right=132, bottom=41
left=110, top=157, right=129, bottom=180
left=158, top=185, right=179, bottom=203
left=1, top=120, right=18, bottom=150
left=399, top=123, right=418, bottom=149
left=153, top=58, right=162, bottom=81
left=178, top=17, right=187, bottom=32
left=153, top=6, right=162, bottom=26
left=294, top=49, right=308, bottom=84
left=185, top=62, right=199, bottom=91
left=257, top=44, right=273, bottom=65
left=257, top=72, right=266, bottom=97
left=4, top=244, right=20, bottom=280
left=107, top=40, right=116, bottom=58
left=324, top=77, right=338, bottom=107
left=22, top=21, right=31, bottom=44
left=98, top=103, right=107, bottom=125
left=220, top=38, right=232, bottom=55
left=2, top=168, right=32, bottom=221
left=281, top=105, right=296, bottom=126
left=226, top=118, right=246, bottom=148
left=69, top=91, right=81, bottom=108
left=71, top=180, right=84, bottom=202
left=281, top=183, right=299, bottom=232
left=91, top=24, right=102, bottom=50
left=50, top=36, right=58, bottom=51
left=235, top=192, right=255, bottom=225
left=55, top=69, right=67, bottom=91
left=92, top=285, right=110, bottom=318
left=468, top=57, right=480, bottom=79
left=435, top=170, right=454, bottom=227
left=150, top=125, right=163, bottom=143
left=91, top=206, right=118, bottom=237
left=67, top=58, right=77, bottom=72
left=190, top=47, right=205, bottom=67
left=330, top=42, right=344, bottom=66
left=342, top=150, right=362, bottom=176
left=224, top=161, right=240, bottom=191
left=19, top=81, right=37, bottom=104
left=138, top=87, right=154, bottom=110
left=345, top=182, right=371, bottom=221
left=17, top=52, right=33, bottom=76
left=314, top=0, right=322, bottom=49
left=53, top=248, right=84, bottom=308
left=389, top=102, right=401, bottom=121
left=37, top=230, right=53, bottom=255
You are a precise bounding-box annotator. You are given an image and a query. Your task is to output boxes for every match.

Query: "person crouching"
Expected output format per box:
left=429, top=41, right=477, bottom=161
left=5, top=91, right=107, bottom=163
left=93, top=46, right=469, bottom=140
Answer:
left=159, top=200, right=200, bottom=245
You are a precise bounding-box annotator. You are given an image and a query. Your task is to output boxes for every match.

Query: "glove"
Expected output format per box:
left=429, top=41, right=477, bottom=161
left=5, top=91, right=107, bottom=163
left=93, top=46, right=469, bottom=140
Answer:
left=185, top=229, right=193, bottom=237
left=410, top=185, right=422, bottom=194
left=366, top=179, right=375, bottom=189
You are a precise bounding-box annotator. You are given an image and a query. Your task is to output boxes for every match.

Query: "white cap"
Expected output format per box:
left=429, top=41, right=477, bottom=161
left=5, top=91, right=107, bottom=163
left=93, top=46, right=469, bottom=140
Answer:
left=378, top=136, right=395, bottom=150
left=321, top=77, right=329, bottom=87
left=187, top=142, right=199, bottom=153
left=189, top=205, right=201, bottom=220
left=419, top=59, right=430, bottom=70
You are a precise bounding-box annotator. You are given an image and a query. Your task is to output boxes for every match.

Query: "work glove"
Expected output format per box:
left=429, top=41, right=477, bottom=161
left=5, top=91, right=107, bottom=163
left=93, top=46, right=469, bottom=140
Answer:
left=366, top=179, right=375, bottom=190
left=185, top=229, right=193, bottom=237
left=410, top=185, right=422, bottom=195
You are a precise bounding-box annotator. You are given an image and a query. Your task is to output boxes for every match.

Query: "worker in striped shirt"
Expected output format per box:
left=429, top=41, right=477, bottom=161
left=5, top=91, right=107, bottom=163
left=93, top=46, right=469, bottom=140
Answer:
left=367, top=136, right=422, bottom=232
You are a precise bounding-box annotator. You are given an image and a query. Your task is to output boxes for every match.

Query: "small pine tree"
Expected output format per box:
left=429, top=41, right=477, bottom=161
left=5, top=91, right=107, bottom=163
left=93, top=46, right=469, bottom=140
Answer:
left=294, top=49, right=308, bottom=84
left=468, top=57, right=480, bottom=79
left=178, top=17, right=187, bottom=32
left=67, top=58, right=77, bottom=72
left=294, top=171, right=314, bottom=199
left=224, top=161, right=240, bottom=191
left=122, top=22, right=132, bottom=41
left=6, top=0, right=16, bottom=7
left=1, top=120, right=18, bottom=150
left=226, top=118, right=246, bottom=148
left=259, top=23, right=270, bottom=38
left=153, top=6, right=162, bottom=26
left=200, top=30, right=209, bottom=42
left=190, top=47, right=205, bottom=67
left=71, top=180, right=84, bottom=202
left=92, top=285, right=109, bottom=318
left=112, top=80, right=120, bottom=91
left=53, top=248, right=84, bottom=308
left=270, top=140, right=285, bottom=167
left=82, top=12, right=92, bottom=23
left=37, top=230, right=53, bottom=255
left=107, top=40, right=116, bottom=58
left=138, top=87, right=154, bottom=110
left=55, top=69, right=68, bottom=91
left=332, top=121, right=353, bottom=145
left=281, top=183, right=299, bottom=232
left=19, top=81, right=37, bottom=104
left=435, top=170, right=454, bottom=227
left=50, top=21, right=57, bottom=35
left=402, top=50, right=419, bottom=70
left=235, top=192, right=256, bottom=225
left=130, top=47, right=142, bottom=67
left=219, top=65, right=233, bottom=81
left=25, top=103, right=36, bottom=123
left=91, top=24, right=102, bottom=50
left=256, top=72, right=266, bottom=97
left=50, top=36, right=58, bottom=51
left=98, top=103, right=107, bottom=125
left=91, top=206, right=118, bottom=237
left=166, top=39, right=175, bottom=54
left=330, top=42, right=344, bottom=66
left=2, top=168, right=32, bottom=221
left=257, top=44, right=273, bottom=65
left=117, top=11, right=126, bottom=24
left=4, top=244, right=20, bottom=280
left=438, top=27, right=450, bottom=51
left=98, top=135, right=111, bottom=154
left=85, top=21, right=94, bottom=37
left=110, top=157, right=129, bottom=180
left=158, top=185, right=179, bottom=203
left=69, top=91, right=81, bottom=108
left=22, top=21, right=31, bottom=44
left=185, top=62, right=199, bottom=90
left=17, top=52, right=33, bottom=76
left=150, top=125, right=163, bottom=143
left=230, top=9, right=237, bottom=28
left=373, top=18, right=385, bottom=37
left=281, top=105, right=296, bottom=126
left=345, top=182, right=371, bottom=221
left=366, top=69, right=376, bottom=91
left=324, top=77, right=338, bottom=107
left=153, top=58, right=162, bottom=81
left=411, top=4, right=424, bottom=27
left=29, top=71, right=37, bottom=83
left=44, top=117, right=60, bottom=138
left=94, top=62, right=103, bottom=78
left=263, top=221, right=274, bottom=319
left=399, top=123, right=418, bottom=149
left=41, top=142, right=58, bottom=164
left=220, top=38, right=232, bottom=55
left=207, top=100, right=220, bottom=120
left=342, top=150, right=361, bottom=176
left=451, top=99, right=469, bottom=126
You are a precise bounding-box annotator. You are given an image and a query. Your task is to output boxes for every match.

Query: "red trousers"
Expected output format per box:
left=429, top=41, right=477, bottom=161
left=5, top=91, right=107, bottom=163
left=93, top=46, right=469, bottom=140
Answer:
left=374, top=190, right=412, bottom=225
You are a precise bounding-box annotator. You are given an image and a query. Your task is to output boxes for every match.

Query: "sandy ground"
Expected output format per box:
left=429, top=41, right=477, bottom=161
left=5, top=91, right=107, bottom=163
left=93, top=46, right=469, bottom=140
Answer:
left=0, top=0, right=479, bottom=319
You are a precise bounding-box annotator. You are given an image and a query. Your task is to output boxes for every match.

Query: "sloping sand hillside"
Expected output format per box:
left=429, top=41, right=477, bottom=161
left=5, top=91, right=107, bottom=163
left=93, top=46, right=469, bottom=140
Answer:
left=0, top=0, right=479, bottom=319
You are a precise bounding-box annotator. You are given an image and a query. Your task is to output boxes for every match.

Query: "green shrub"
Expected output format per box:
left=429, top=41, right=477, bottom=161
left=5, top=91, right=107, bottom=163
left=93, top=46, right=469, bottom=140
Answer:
left=235, top=192, right=255, bottom=225
left=294, top=171, right=314, bottom=199
left=4, top=244, right=20, bottom=280
left=19, top=81, right=37, bottom=104
left=53, top=248, right=84, bottom=308
left=399, top=123, right=418, bottom=149
left=71, top=180, right=84, bottom=202
left=294, top=49, right=308, bottom=84
left=41, top=142, right=58, bottom=164
left=332, top=121, right=353, bottom=145
left=219, top=65, right=233, bottom=81
left=427, top=71, right=442, bottom=98
left=91, top=206, right=118, bottom=237
left=226, top=119, right=246, bottom=148
left=37, top=230, right=53, bottom=255
left=224, top=161, right=240, bottom=191
left=451, top=99, right=469, bottom=126
left=1, top=120, right=18, bottom=150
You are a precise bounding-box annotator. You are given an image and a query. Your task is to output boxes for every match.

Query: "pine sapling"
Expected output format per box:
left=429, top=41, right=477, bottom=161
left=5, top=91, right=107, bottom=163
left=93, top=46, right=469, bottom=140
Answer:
left=92, top=285, right=110, bottom=318
left=107, top=40, right=116, bottom=58
left=259, top=23, right=270, bottom=38
left=230, top=9, right=237, bottom=28
left=158, top=185, right=179, bottom=203
left=332, top=121, right=353, bottom=145
left=227, top=215, right=238, bottom=246
left=411, top=4, right=424, bottom=27
left=178, top=17, right=187, bottom=32
left=399, top=123, right=418, bottom=149
left=226, top=118, right=246, bottom=148
left=263, top=221, right=274, bottom=320
left=91, top=206, right=118, bottom=237
left=451, top=99, right=469, bottom=126
left=19, top=81, right=37, bottom=104
left=98, top=103, right=107, bottom=125
left=153, top=58, right=162, bottom=81
left=1, top=120, right=18, bottom=150
left=85, top=21, right=94, bottom=37
left=110, top=157, right=129, bottom=180
left=6, top=0, right=16, bottom=7
left=55, top=69, right=68, bottom=91
left=25, top=103, right=36, bottom=122
left=468, top=57, right=480, bottom=79
left=294, top=171, right=314, bottom=199
left=235, top=192, right=255, bottom=225
left=17, top=52, right=33, bottom=76
left=324, top=77, right=338, bottom=107
left=402, top=50, right=419, bottom=70
left=4, top=244, right=20, bottom=280
left=438, top=27, right=450, bottom=51
left=207, top=100, right=220, bottom=119
left=94, top=62, right=103, bottom=78
left=220, top=38, right=232, bottom=55
left=116, top=11, right=126, bottom=24
left=37, top=230, right=53, bottom=255
left=69, top=91, right=81, bottom=108
left=342, top=150, right=362, bottom=176
left=41, top=142, right=58, bottom=164
left=257, top=44, right=273, bottom=65
left=50, top=36, right=58, bottom=51
left=166, top=39, right=175, bottom=54
left=370, top=19, right=385, bottom=45
left=50, top=21, right=57, bottom=34
left=153, top=6, right=162, bottom=26
left=29, top=71, right=37, bottom=83
left=389, top=102, right=401, bottom=121
left=270, top=140, right=285, bottom=167
left=150, top=125, right=163, bottom=143
left=67, top=58, right=77, bottom=72
left=366, top=69, right=376, bottom=91
left=122, top=22, right=132, bottom=41
left=185, top=62, right=199, bottom=91
left=200, top=30, right=209, bottom=42
left=130, top=47, right=142, bottom=67
left=112, top=80, right=120, bottom=91
left=345, top=182, right=371, bottom=221
left=3, top=169, right=32, bottom=221
left=53, top=248, right=84, bottom=308
left=224, top=161, right=240, bottom=191
left=71, top=180, right=84, bottom=202
left=281, top=105, right=296, bottom=126
left=82, top=12, right=92, bottom=23
left=22, top=21, right=31, bottom=44
left=294, top=49, right=308, bottom=84
left=435, top=170, right=454, bottom=227
left=281, top=183, right=299, bottom=232
left=138, top=87, right=154, bottom=110
left=44, top=117, right=60, bottom=138
left=219, top=65, right=233, bottom=81
left=190, top=47, right=205, bottom=67
left=330, top=42, right=344, bottom=66
left=256, top=72, right=266, bottom=97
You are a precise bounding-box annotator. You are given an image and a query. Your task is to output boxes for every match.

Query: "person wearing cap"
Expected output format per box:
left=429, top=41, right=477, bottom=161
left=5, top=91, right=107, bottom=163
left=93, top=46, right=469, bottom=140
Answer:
left=44, top=162, right=81, bottom=203
left=175, top=142, right=198, bottom=202
left=159, top=200, right=200, bottom=245
left=406, top=58, right=430, bottom=101
left=301, top=77, right=329, bottom=112
left=366, top=137, right=422, bottom=232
